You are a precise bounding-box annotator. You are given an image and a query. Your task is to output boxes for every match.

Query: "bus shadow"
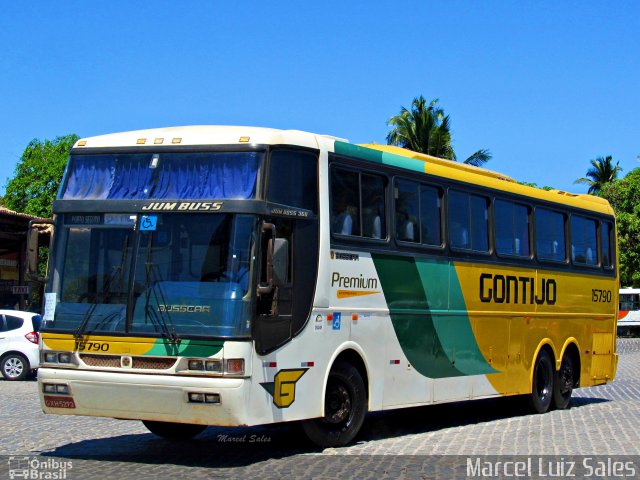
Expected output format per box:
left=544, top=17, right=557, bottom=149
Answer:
left=358, top=395, right=610, bottom=443
left=39, top=396, right=610, bottom=468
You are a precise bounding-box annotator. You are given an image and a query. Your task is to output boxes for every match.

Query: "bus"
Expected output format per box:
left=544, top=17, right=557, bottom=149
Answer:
left=618, top=288, right=640, bottom=335
left=34, top=126, right=618, bottom=447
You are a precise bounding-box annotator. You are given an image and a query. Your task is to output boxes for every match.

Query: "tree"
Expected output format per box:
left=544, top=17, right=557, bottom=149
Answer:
left=517, top=181, right=555, bottom=191
left=600, top=168, right=640, bottom=287
left=574, top=155, right=622, bottom=195
left=386, top=96, right=492, bottom=167
left=3, top=134, right=79, bottom=217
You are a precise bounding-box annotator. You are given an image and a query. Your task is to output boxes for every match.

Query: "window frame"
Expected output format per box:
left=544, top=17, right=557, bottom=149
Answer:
left=393, top=176, right=445, bottom=250
left=600, top=220, right=615, bottom=270
left=329, top=163, right=389, bottom=243
left=569, top=213, right=600, bottom=269
left=493, top=198, right=533, bottom=260
left=534, top=206, right=568, bottom=265
left=447, top=188, right=491, bottom=255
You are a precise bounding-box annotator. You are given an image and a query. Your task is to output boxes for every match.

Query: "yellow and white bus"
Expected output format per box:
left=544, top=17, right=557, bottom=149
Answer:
left=35, top=126, right=618, bottom=447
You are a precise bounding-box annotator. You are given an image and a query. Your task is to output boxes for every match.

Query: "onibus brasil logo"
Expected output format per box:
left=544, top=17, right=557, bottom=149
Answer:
left=8, top=456, right=73, bottom=479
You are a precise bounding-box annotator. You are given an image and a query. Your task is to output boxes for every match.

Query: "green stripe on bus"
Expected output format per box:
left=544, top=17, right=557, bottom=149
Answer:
left=372, top=253, right=496, bottom=378
left=334, top=141, right=425, bottom=173
left=147, top=338, right=224, bottom=357
left=415, top=259, right=497, bottom=376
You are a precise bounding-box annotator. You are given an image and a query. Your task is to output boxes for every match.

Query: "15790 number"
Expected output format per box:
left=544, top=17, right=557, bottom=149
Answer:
left=74, top=341, right=109, bottom=352
left=591, top=289, right=612, bottom=303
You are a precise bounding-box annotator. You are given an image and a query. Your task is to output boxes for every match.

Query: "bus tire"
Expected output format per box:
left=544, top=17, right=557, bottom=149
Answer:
left=528, top=349, right=554, bottom=414
left=552, top=353, right=574, bottom=410
left=142, top=420, right=207, bottom=440
left=302, top=360, right=367, bottom=448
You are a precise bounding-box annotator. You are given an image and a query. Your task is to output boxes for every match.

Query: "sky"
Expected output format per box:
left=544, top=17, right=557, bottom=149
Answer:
left=1, top=1, right=639, bottom=196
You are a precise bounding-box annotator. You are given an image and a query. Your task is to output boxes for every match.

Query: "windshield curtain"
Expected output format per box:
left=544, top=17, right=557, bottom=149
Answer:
left=48, top=213, right=255, bottom=338
left=61, top=151, right=261, bottom=200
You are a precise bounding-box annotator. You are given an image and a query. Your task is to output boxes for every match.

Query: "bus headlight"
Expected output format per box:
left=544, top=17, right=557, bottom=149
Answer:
left=182, top=358, right=244, bottom=376
left=42, top=351, right=77, bottom=366
left=188, top=360, right=205, bottom=371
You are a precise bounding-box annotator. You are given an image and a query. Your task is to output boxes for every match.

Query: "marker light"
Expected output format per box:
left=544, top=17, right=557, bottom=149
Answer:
left=225, top=359, right=245, bottom=376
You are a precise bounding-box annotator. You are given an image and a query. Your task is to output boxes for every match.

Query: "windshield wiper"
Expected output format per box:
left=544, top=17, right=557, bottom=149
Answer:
left=74, top=265, right=122, bottom=339
left=141, top=232, right=180, bottom=345
left=74, top=235, right=129, bottom=339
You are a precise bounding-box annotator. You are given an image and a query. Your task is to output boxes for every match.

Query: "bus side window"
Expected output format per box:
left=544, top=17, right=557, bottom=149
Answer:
left=570, top=215, right=597, bottom=266
left=535, top=208, right=566, bottom=262
left=395, top=179, right=419, bottom=243
left=420, top=185, right=442, bottom=246
left=331, top=168, right=360, bottom=236
left=448, top=190, right=488, bottom=252
left=601, top=221, right=614, bottom=268
left=362, top=174, right=386, bottom=239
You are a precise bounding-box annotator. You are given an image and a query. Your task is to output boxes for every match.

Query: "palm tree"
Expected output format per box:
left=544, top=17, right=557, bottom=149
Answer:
left=386, top=96, right=491, bottom=167
left=574, top=156, right=622, bottom=195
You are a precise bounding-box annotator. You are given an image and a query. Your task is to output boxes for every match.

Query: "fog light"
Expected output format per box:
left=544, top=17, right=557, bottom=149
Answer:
left=225, top=358, right=245, bottom=375
left=55, top=384, right=70, bottom=394
left=188, top=360, right=205, bottom=371
left=188, top=393, right=204, bottom=403
left=205, top=394, right=220, bottom=404
left=43, top=384, right=56, bottom=394
left=58, top=353, right=72, bottom=364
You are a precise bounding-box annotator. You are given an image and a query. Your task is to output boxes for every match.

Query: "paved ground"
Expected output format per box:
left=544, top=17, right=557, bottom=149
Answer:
left=1, top=339, right=639, bottom=479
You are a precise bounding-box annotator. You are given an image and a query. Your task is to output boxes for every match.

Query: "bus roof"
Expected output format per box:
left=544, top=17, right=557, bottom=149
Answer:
left=74, top=125, right=614, bottom=216
left=73, top=125, right=336, bottom=151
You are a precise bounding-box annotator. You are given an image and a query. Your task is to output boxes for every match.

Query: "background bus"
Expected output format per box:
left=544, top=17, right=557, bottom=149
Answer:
left=618, top=288, right=640, bottom=336
left=34, top=126, right=618, bottom=447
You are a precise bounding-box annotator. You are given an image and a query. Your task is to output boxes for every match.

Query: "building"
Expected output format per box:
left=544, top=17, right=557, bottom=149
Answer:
left=0, top=206, right=50, bottom=310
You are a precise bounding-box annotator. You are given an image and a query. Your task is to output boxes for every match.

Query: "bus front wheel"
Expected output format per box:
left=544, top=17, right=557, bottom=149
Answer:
left=302, top=360, right=367, bottom=448
left=528, top=349, right=554, bottom=414
left=142, top=420, right=207, bottom=441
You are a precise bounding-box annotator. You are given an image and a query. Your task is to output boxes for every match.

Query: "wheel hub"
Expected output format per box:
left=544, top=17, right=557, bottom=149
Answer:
left=4, top=358, right=24, bottom=378
left=325, top=384, right=351, bottom=424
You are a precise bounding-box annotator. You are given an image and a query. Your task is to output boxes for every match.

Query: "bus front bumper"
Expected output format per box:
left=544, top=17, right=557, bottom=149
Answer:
left=37, top=367, right=251, bottom=426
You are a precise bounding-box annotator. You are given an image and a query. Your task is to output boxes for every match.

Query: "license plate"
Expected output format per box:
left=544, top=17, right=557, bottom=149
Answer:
left=44, top=395, right=76, bottom=409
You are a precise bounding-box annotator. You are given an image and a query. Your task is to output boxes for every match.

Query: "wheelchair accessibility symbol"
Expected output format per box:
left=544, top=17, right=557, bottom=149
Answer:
left=140, top=215, right=157, bottom=231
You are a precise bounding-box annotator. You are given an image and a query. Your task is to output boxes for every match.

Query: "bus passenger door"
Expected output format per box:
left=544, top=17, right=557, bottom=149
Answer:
left=253, top=218, right=319, bottom=355
left=254, top=221, right=292, bottom=355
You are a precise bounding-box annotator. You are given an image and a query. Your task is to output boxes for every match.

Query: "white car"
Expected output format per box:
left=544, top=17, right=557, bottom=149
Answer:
left=0, top=310, right=41, bottom=380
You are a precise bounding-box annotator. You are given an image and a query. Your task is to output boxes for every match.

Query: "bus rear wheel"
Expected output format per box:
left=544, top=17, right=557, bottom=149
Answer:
left=302, top=360, right=367, bottom=448
left=552, top=353, right=574, bottom=410
left=528, top=349, right=554, bottom=414
left=142, top=420, right=207, bottom=440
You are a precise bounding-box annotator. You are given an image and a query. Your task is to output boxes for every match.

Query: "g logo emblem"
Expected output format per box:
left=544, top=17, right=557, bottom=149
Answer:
left=261, top=368, right=308, bottom=408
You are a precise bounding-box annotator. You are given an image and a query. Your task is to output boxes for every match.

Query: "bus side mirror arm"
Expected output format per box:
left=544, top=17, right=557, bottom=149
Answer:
left=257, top=223, right=276, bottom=295
left=257, top=223, right=290, bottom=296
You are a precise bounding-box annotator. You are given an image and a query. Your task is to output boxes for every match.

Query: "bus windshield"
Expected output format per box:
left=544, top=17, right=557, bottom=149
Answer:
left=61, top=151, right=261, bottom=200
left=46, top=213, right=256, bottom=338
